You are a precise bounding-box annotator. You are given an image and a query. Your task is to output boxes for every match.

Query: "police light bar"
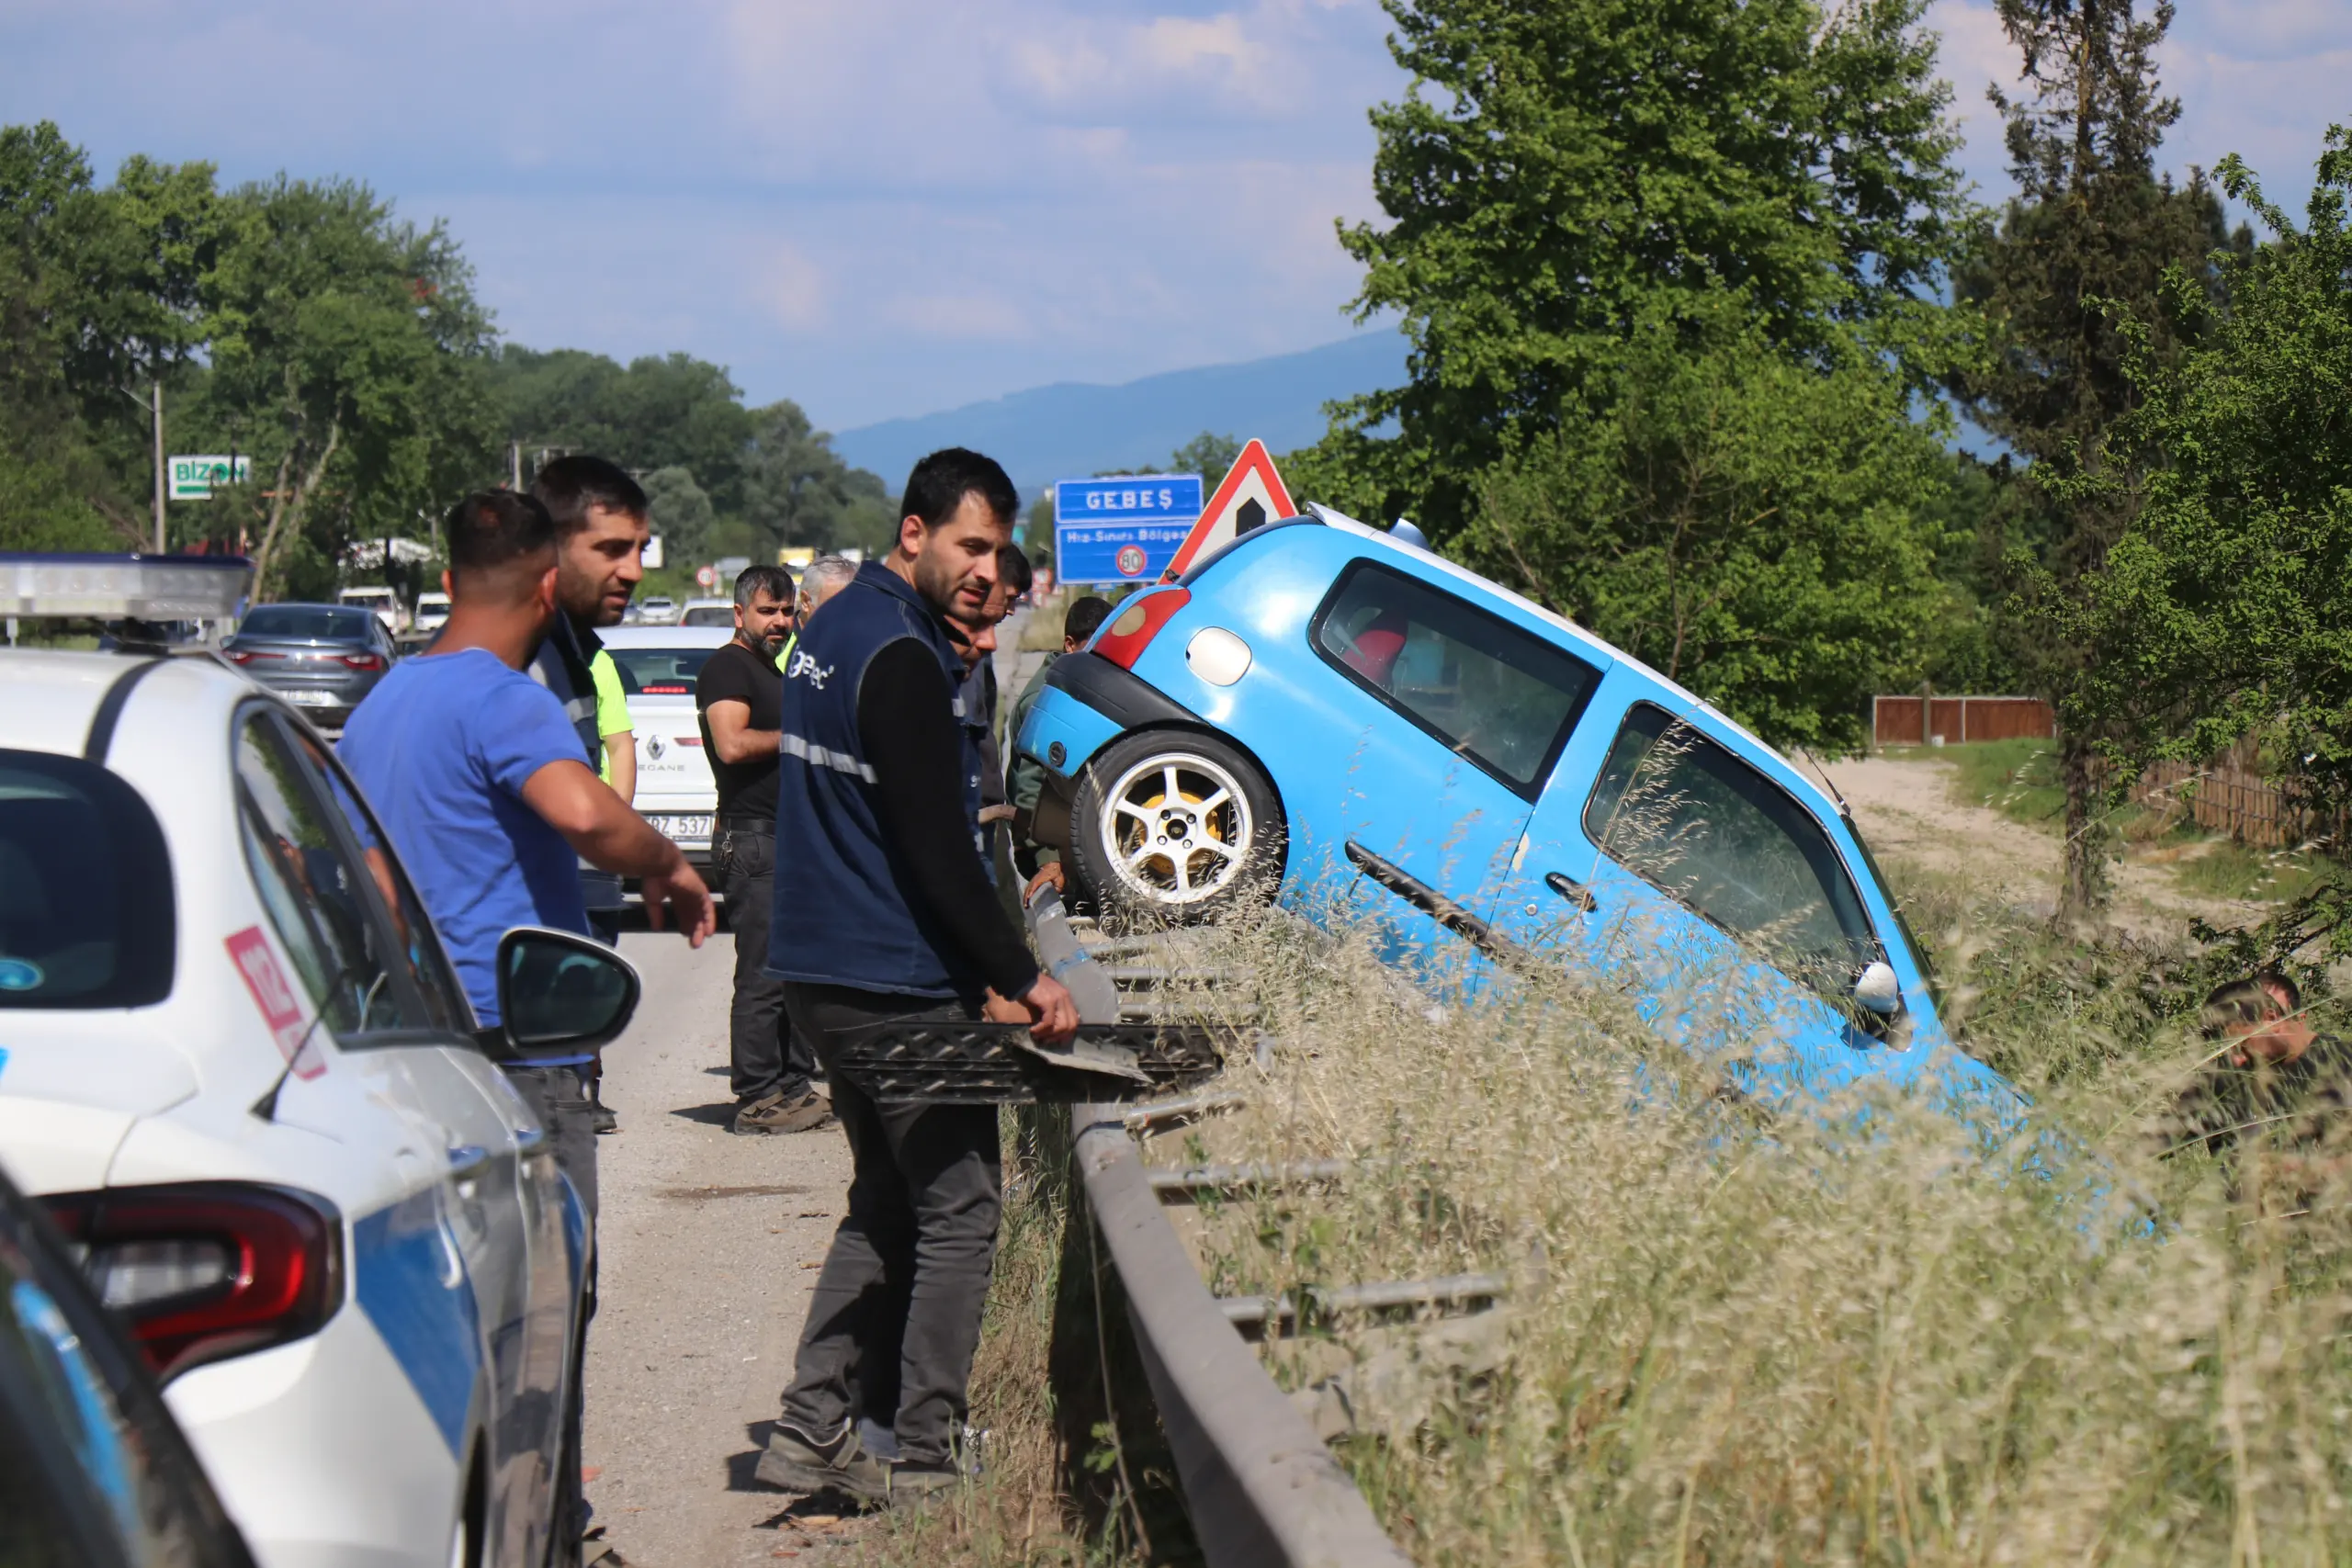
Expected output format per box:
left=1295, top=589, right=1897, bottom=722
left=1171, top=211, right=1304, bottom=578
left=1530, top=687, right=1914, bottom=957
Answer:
left=0, top=552, right=253, bottom=621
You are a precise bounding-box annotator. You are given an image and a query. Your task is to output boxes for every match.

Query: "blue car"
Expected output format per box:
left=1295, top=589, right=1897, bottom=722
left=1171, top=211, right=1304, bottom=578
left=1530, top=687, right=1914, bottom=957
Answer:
left=1017, top=504, right=2017, bottom=1113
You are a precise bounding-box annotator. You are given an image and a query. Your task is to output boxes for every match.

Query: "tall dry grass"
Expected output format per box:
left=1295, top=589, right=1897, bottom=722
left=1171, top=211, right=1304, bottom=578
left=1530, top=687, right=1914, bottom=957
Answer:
left=1159, top=874, right=2352, bottom=1567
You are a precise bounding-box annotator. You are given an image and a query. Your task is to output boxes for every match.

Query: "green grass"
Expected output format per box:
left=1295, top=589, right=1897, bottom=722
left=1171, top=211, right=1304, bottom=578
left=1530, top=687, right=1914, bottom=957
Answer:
left=1882, top=737, right=2066, bottom=828
left=2170, top=839, right=2333, bottom=904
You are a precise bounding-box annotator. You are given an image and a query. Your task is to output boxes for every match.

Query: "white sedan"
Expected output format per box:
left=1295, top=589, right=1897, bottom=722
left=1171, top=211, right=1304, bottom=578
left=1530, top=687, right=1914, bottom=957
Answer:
left=600, top=625, right=733, bottom=874
left=0, top=558, right=637, bottom=1568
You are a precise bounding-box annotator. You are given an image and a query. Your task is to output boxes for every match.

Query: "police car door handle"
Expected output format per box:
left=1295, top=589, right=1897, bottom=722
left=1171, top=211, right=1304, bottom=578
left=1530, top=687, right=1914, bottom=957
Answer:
left=1544, top=872, right=1598, bottom=913
left=445, top=1144, right=491, bottom=1178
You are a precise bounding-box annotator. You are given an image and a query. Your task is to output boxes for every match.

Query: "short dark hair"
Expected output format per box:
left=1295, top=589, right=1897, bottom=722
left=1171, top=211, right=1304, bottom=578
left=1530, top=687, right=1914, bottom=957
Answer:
left=2201, top=977, right=2285, bottom=1039
left=996, top=544, right=1034, bottom=598
left=1064, top=595, right=1114, bottom=646
left=901, top=447, right=1017, bottom=533
left=733, top=563, right=795, bottom=608
left=529, top=455, right=648, bottom=538
left=444, top=491, right=555, bottom=596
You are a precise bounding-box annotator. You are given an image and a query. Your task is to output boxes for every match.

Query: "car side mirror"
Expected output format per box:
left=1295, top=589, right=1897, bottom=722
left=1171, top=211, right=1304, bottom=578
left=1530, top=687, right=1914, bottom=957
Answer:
left=492, top=927, right=641, bottom=1059
left=1854, top=960, right=1903, bottom=1017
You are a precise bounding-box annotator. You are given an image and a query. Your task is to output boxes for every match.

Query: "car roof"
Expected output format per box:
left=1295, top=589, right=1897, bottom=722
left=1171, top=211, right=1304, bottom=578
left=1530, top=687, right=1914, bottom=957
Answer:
left=0, top=648, right=254, bottom=759
left=1272, top=506, right=1848, bottom=820
left=598, top=625, right=734, bottom=649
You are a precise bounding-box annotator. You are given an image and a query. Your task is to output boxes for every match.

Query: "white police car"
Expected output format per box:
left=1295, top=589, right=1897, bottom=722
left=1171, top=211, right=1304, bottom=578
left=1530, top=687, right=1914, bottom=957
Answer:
left=0, top=553, right=638, bottom=1567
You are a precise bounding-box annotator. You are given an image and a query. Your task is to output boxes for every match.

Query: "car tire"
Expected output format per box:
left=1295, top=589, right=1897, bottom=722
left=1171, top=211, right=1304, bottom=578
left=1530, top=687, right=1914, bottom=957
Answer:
left=1069, top=730, right=1284, bottom=925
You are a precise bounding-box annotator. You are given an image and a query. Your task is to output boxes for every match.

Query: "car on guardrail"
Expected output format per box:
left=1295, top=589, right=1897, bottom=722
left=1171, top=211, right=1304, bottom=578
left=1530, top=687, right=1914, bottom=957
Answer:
left=1013, top=505, right=2018, bottom=1113
left=0, top=551, right=644, bottom=1568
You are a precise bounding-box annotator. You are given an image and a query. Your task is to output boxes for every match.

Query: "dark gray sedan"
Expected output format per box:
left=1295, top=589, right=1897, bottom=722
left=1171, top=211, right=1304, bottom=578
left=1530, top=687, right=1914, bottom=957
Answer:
left=222, top=603, right=398, bottom=728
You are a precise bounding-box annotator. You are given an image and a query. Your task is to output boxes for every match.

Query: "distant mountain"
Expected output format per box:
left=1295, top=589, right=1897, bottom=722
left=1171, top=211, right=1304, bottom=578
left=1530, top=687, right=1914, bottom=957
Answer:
left=832, top=332, right=1408, bottom=499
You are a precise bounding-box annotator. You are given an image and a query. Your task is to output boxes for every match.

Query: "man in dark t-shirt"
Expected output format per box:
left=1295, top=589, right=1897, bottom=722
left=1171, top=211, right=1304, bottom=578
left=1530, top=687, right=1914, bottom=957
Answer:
left=697, top=564, right=828, bottom=1134
left=2162, top=974, right=2352, bottom=1192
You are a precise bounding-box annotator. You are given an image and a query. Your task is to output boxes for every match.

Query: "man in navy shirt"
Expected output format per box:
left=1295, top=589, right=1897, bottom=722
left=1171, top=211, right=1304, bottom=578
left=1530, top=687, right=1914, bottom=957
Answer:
left=340, top=489, right=711, bottom=1567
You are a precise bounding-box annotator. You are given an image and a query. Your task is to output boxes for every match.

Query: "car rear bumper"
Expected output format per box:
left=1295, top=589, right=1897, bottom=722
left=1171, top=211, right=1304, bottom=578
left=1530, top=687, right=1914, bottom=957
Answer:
left=1015, top=653, right=1196, bottom=784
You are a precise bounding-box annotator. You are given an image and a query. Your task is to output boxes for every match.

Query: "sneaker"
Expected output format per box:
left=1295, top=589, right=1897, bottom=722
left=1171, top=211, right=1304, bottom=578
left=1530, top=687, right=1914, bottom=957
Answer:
left=731, top=1089, right=832, bottom=1136
left=590, top=1095, right=618, bottom=1134
left=755, top=1419, right=889, bottom=1503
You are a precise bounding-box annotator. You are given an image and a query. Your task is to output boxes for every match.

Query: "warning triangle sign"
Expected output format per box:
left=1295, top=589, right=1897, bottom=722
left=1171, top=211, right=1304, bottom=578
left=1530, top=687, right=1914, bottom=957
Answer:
left=1159, top=439, right=1295, bottom=581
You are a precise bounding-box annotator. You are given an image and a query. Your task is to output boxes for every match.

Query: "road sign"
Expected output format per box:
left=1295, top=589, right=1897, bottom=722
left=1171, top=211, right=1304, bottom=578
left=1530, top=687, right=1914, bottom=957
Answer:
left=1054, top=473, right=1204, bottom=585
left=166, top=455, right=251, bottom=502
left=1162, top=440, right=1294, bottom=581
left=695, top=565, right=718, bottom=590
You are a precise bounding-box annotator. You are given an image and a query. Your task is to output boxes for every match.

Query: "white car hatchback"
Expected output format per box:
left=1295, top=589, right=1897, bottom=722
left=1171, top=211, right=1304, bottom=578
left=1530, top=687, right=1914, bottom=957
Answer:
left=0, top=556, right=637, bottom=1568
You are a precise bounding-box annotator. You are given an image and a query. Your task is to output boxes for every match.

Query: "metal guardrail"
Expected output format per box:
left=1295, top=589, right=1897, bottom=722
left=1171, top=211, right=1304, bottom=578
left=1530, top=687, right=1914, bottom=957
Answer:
left=1070, top=1100, right=1416, bottom=1568
left=1032, top=889, right=1414, bottom=1568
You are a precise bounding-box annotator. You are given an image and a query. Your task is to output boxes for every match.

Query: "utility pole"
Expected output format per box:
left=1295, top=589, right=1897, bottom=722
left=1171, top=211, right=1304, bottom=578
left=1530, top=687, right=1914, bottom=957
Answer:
left=149, top=377, right=166, bottom=553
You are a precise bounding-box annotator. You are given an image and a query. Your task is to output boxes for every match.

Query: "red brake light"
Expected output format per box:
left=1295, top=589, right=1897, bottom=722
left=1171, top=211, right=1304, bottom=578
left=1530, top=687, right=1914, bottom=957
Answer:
left=641, top=683, right=690, bottom=694
left=338, top=652, right=386, bottom=671
left=227, top=649, right=279, bottom=665
left=43, top=1182, right=342, bottom=1382
left=1090, top=589, right=1191, bottom=670
left=674, top=735, right=703, bottom=747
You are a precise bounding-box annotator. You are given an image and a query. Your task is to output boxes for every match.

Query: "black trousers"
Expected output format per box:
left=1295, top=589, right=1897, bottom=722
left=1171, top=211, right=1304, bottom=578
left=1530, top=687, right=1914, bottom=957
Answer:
left=716, top=823, right=816, bottom=1105
left=777, top=983, right=1001, bottom=1467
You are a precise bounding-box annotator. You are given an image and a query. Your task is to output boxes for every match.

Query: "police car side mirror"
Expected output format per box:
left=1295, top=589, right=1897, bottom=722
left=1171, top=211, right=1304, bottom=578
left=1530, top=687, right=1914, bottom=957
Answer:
left=492, top=927, right=641, bottom=1059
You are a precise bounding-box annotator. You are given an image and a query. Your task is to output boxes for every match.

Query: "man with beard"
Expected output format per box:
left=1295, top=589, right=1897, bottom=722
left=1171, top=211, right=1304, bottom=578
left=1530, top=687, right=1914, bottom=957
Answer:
left=697, top=563, right=829, bottom=1134
left=755, top=447, right=1078, bottom=1506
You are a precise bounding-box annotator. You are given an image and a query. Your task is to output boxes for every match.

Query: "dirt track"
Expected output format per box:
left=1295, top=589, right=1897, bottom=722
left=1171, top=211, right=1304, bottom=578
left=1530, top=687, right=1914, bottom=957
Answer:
left=1813, top=754, right=2270, bottom=939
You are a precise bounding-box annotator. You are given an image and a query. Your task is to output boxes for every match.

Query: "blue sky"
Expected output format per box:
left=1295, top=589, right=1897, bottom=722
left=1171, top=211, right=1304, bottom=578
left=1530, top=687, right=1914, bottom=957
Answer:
left=5, top=0, right=2343, bottom=431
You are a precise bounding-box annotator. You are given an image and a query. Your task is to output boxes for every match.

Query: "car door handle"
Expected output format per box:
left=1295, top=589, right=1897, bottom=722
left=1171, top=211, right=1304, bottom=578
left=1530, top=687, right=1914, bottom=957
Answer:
left=1343, top=839, right=1528, bottom=964
left=1544, top=872, right=1598, bottom=913
left=446, top=1144, right=491, bottom=1178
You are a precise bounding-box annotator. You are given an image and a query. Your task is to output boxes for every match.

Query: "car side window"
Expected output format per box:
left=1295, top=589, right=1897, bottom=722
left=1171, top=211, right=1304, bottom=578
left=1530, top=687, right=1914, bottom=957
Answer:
left=1311, top=560, right=1600, bottom=795
left=282, top=728, right=477, bottom=1035
left=1582, top=703, right=1876, bottom=995
left=233, top=712, right=419, bottom=1038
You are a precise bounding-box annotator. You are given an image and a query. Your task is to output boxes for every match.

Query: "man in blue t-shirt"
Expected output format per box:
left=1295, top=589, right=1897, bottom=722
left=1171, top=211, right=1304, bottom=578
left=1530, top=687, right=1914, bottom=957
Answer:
left=340, top=489, right=711, bottom=1567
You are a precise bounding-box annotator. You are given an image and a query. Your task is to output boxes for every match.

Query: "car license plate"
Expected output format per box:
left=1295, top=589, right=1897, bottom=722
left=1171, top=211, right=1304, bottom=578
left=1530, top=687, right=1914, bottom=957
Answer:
left=285, top=689, right=338, bottom=705
left=651, top=814, right=712, bottom=841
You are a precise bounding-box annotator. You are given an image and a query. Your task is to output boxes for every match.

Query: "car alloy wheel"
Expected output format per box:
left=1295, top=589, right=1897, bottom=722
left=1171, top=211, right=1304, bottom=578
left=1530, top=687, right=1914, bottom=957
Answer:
left=1096, top=750, right=1255, bottom=906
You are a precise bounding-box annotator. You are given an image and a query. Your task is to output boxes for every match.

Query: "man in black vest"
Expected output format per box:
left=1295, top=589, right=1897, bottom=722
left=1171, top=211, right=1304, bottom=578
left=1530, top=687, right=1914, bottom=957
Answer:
left=755, top=448, right=1077, bottom=1506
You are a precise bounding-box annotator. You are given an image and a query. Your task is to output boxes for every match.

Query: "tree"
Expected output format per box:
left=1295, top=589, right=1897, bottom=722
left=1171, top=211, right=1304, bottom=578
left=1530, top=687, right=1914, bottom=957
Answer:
left=1952, top=0, right=2234, bottom=919
left=485, top=347, right=755, bottom=510
left=204, top=175, right=499, bottom=599
left=1459, top=321, right=1951, bottom=750
left=641, top=466, right=714, bottom=565
left=1307, top=0, right=1971, bottom=541
left=1168, top=431, right=1241, bottom=482
left=2071, top=129, right=2352, bottom=837
left=738, top=400, right=893, bottom=554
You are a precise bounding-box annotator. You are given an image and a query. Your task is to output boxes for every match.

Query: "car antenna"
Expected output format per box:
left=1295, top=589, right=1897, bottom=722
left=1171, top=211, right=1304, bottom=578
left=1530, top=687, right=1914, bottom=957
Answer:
left=251, top=966, right=374, bottom=1121
left=1798, top=746, right=1853, bottom=817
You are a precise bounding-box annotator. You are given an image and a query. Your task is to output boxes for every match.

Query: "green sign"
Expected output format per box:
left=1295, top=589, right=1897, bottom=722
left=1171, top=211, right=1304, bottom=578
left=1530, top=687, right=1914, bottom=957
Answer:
left=167, top=454, right=251, bottom=502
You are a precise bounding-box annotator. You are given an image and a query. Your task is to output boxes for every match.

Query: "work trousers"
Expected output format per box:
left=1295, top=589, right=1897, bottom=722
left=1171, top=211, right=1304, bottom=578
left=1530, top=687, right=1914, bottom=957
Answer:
left=776, top=983, right=1001, bottom=1467
left=716, top=823, right=816, bottom=1105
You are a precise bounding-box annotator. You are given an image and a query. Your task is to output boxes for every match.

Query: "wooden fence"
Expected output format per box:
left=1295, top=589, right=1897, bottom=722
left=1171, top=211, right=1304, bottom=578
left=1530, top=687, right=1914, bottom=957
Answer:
left=1872, top=694, right=2055, bottom=748
left=2128, top=761, right=2349, bottom=852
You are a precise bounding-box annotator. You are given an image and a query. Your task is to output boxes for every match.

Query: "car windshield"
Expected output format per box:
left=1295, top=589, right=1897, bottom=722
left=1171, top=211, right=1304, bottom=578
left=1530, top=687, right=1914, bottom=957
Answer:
left=679, top=606, right=734, bottom=627
left=239, top=607, right=371, bottom=640
left=1582, top=704, right=1875, bottom=994
left=0, top=750, right=175, bottom=1009
left=607, top=646, right=719, bottom=696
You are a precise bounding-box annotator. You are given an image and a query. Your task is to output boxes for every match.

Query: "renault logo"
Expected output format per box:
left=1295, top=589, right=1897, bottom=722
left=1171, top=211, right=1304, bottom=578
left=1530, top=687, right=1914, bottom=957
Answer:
left=645, top=735, right=667, bottom=761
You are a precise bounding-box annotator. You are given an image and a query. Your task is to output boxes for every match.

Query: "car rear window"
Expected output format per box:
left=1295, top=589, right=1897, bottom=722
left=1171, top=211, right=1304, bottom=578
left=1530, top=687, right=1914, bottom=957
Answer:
left=607, top=647, right=719, bottom=696
left=678, top=606, right=734, bottom=627
left=239, top=607, right=370, bottom=640
left=1311, top=559, right=1600, bottom=795
left=0, top=751, right=175, bottom=1009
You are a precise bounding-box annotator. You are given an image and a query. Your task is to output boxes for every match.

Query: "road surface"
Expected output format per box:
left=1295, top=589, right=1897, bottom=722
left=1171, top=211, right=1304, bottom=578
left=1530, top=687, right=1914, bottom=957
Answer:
left=581, top=923, right=861, bottom=1565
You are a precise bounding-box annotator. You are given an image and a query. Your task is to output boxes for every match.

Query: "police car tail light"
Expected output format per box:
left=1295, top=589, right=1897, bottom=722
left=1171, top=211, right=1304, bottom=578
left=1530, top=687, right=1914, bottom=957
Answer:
left=1091, top=589, right=1191, bottom=671
left=44, top=1182, right=343, bottom=1382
